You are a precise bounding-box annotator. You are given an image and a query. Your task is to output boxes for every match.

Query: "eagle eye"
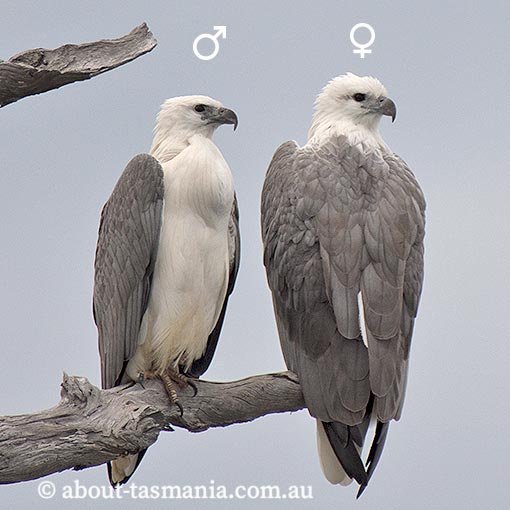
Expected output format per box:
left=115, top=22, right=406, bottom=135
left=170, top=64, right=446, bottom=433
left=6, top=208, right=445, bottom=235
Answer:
left=353, top=93, right=366, bottom=102
left=194, top=104, right=206, bottom=112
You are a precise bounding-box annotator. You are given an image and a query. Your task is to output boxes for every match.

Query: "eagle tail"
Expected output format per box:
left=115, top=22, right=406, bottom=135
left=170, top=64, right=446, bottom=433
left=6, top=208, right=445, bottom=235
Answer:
left=108, top=450, right=147, bottom=487
left=317, top=408, right=391, bottom=497
left=316, top=420, right=353, bottom=486
left=356, top=421, right=390, bottom=498
left=316, top=419, right=368, bottom=487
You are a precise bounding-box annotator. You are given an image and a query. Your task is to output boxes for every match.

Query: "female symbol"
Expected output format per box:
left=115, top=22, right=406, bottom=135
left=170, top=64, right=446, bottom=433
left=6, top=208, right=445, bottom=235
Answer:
left=350, top=23, right=376, bottom=59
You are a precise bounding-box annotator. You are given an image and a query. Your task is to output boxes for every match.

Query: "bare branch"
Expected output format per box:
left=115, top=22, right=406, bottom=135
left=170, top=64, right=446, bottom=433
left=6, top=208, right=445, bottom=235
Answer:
left=0, top=371, right=304, bottom=484
left=0, top=23, right=157, bottom=107
left=0, top=24, right=303, bottom=487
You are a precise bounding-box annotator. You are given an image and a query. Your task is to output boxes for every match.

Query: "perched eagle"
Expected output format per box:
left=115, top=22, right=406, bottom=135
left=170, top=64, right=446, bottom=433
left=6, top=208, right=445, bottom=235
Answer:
left=93, top=96, right=240, bottom=487
left=261, top=74, right=425, bottom=495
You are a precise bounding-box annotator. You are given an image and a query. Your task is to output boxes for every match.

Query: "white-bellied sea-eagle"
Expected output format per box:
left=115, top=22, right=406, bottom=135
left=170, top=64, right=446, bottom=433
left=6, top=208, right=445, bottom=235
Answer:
left=261, top=74, right=425, bottom=496
left=93, top=96, right=240, bottom=487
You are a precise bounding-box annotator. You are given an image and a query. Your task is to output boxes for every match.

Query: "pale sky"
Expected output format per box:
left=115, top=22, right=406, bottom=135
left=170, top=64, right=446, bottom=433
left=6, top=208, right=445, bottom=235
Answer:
left=1, top=1, right=509, bottom=509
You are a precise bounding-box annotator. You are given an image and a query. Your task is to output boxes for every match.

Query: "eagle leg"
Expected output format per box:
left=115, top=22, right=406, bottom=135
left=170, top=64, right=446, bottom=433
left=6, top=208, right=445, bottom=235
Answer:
left=166, top=368, right=198, bottom=397
left=142, top=370, right=184, bottom=416
left=160, top=372, right=184, bottom=416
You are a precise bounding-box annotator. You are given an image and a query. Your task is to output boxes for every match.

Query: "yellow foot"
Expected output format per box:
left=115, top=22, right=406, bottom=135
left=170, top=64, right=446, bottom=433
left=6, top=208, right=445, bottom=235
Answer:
left=139, top=369, right=196, bottom=416
left=166, top=368, right=198, bottom=396
left=159, top=372, right=183, bottom=416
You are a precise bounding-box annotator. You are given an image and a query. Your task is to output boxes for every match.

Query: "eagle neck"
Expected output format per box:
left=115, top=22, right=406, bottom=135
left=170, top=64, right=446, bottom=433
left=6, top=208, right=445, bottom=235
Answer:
left=150, top=126, right=215, bottom=165
left=308, top=119, right=389, bottom=152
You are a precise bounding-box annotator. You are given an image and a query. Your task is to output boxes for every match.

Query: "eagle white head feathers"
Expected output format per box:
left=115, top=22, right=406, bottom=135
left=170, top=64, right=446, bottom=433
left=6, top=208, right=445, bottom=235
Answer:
left=308, top=73, right=396, bottom=148
left=150, top=95, right=238, bottom=163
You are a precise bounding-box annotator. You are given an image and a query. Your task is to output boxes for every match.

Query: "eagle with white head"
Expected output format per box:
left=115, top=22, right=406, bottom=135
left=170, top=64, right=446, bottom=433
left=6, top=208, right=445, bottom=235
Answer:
left=261, top=73, right=425, bottom=495
left=93, top=95, right=240, bottom=487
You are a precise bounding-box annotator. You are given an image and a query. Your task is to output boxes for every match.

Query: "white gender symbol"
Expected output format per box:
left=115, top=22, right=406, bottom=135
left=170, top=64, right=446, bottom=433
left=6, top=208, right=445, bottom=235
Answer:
left=350, top=23, right=376, bottom=59
left=193, top=26, right=227, bottom=61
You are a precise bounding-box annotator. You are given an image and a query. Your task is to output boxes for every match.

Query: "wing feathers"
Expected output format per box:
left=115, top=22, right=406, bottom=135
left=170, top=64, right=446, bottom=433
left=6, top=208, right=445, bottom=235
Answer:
left=261, top=135, right=425, bottom=489
left=94, top=154, right=164, bottom=389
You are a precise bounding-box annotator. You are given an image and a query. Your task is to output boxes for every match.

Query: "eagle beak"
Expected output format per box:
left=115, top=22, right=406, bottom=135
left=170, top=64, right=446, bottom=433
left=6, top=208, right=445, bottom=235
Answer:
left=376, top=97, right=397, bottom=123
left=214, top=107, right=239, bottom=131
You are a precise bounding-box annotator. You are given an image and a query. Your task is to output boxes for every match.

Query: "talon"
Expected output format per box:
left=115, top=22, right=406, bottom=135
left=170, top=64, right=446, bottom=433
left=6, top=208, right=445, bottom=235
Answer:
left=166, top=369, right=188, bottom=388
left=159, top=372, right=183, bottom=414
left=188, top=379, right=198, bottom=397
left=167, top=368, right=198, bottom=395
left=155, top=369, right=193, bottom=412
left=122, top=380, right=137, bottom=389
left=137, top=372, right=145, bottom=389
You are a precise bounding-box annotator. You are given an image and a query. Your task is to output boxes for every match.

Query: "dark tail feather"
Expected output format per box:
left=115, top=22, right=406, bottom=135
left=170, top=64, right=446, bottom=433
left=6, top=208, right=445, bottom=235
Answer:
left=107, top=449, right=148, bottom=488
left=356, top=421, right=390, bottom=498
left=323, top=421, right=368, bottom=487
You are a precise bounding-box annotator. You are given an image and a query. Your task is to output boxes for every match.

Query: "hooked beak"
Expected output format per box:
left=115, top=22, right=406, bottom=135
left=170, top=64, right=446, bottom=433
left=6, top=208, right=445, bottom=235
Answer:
left=374, top=97, right=397, bottom=122
left=211, top=107, right=239, bottom=130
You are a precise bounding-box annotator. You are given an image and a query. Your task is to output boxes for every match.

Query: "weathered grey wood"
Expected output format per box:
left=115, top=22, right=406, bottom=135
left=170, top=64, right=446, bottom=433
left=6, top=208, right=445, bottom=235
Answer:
left=0, top=23, right=157, bottom=107
left=0, top=371, right=304, bottom=484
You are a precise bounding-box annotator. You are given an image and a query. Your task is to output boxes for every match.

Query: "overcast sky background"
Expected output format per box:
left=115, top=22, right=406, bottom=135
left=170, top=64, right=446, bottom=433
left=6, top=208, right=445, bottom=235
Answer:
left=2, top=1, right=509, bottom=508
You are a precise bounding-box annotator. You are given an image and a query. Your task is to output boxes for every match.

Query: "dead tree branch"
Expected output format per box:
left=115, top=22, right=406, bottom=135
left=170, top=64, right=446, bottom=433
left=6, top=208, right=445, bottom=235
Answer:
left=0, top=371, right=304, bottom=484
left=0, top=23, right=157, bottom=107
left=0, top=24, right=304, bottom=488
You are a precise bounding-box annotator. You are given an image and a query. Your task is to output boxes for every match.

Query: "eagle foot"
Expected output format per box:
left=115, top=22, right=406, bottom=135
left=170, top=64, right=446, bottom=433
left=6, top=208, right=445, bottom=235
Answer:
left=141, top=370, right=184, bottom=416
left=166, top=368, right=198, bottom=397
left=160, top=373, right=184, bottom=416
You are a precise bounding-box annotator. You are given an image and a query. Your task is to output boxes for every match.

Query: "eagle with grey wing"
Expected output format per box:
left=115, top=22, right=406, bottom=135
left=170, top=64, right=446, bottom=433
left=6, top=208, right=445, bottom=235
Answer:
left=261, top=75, right=425, bottom=495
left=92, top=95, right=239, bottom=488
left=94, top=154, right=240, bottom=389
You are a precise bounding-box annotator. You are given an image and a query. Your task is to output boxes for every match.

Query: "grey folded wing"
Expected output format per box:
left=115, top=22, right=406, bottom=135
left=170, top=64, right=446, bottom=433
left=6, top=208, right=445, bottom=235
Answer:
left=93, top=154, right=164, bottom=389
left=261, top=137, right=425, bottom=424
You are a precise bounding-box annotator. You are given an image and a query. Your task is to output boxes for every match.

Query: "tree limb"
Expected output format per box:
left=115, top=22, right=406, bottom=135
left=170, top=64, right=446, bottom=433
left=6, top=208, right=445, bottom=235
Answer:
left=0, top=371, right=304, bottom=484
left=0, top=23, right=157, bottom=107
left=0, top=23, right=304, bottom=488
